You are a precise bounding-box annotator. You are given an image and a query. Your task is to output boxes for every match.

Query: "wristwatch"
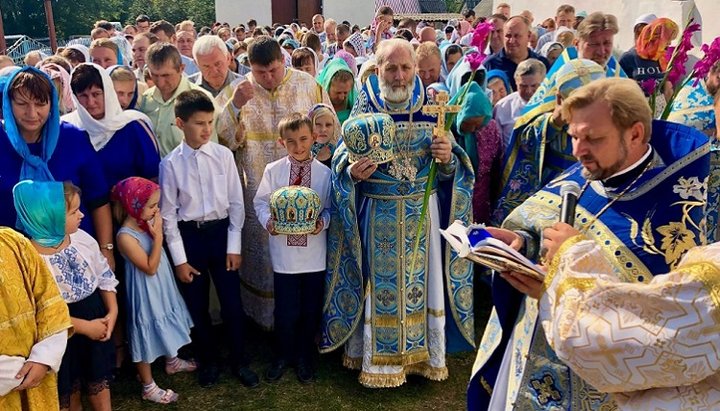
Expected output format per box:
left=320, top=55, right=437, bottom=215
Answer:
left=100, top=243, right=114, bottom=251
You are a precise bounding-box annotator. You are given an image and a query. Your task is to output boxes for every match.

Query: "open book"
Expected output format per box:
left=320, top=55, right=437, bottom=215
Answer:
left=440, top=220, right=546, bottom=281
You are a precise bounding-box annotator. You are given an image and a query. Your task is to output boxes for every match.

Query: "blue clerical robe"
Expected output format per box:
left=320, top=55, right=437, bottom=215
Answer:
left=469, top=119, right=711, bottom=410
left=321, top=74, right=475, bottom=386
left=492, top=48, right=626, bottom=225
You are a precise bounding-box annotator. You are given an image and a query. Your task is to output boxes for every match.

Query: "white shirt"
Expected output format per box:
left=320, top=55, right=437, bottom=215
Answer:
left=253, top=157, right=331, bottom=274
left=493, top=91, right=528, bottom=150
left=160, top=141, right=245, bottom=265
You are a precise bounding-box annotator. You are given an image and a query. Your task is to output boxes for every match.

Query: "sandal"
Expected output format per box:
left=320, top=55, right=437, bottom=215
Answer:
left=142, top=386, right=179, bottom=404
left=165, top=358, right=198, bottom=375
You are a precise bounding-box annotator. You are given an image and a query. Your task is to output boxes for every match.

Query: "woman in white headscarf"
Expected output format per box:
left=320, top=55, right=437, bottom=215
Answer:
left=62, top=63, right=159, bottom=188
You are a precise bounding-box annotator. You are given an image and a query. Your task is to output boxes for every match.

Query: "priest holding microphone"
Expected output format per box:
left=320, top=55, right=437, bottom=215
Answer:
left=468, top=78, right=714, bottom=410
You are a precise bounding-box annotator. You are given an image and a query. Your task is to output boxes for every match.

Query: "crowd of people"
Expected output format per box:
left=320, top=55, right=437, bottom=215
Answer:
left=1, top=1, right=720, bottom=410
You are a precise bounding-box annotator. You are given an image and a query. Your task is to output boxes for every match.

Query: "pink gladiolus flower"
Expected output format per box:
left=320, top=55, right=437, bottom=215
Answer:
left=663, top=19, right=700, bottom=86
left=467, top=52, right=485, bottom=71
left=471, top=22, right=494, bottom=50
left=640, top=78, right=657, bottom=95
left=693, top=37, right=720, bottom=85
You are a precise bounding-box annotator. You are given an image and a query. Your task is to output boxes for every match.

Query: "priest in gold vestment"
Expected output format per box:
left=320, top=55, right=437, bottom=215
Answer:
left=0, top=228, right=72, bottom=410
left=217, top=36, right=331, bottom=329
left=540, top=237, right=720, bottom=411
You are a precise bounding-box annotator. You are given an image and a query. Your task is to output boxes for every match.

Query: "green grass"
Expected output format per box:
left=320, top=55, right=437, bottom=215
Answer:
left=111, top=283, right=493, bottom=411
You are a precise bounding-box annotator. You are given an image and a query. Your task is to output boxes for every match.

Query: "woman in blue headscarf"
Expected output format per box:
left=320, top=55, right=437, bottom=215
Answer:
left=439, top=42, right=463, bottom=81
left=0, top=66, right=114, bottom=268
left=486, top=69, right=511, bottom=106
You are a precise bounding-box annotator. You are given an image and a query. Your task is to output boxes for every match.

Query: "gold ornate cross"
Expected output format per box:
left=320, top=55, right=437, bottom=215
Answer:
left=422, top=91, right=461, bottom=138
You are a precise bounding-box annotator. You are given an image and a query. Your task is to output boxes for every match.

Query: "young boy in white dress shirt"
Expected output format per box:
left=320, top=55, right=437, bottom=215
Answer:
left=159, top=89, right=258, bottom=389
left=253, top=113, right=331, bottom=383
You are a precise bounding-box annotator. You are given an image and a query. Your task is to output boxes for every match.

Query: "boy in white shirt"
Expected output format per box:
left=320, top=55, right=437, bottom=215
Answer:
left=253, top=113, right=331, bottom=383
left=160, top=89, right=258, bottom=389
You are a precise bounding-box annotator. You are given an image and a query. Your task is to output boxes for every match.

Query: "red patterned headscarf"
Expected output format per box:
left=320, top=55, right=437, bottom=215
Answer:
left=111, top=177, right=159, bottom=235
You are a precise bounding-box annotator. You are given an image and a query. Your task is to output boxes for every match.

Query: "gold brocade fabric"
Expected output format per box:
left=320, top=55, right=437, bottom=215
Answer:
left=0, top=228, right=71, bottom=410
left=540, top=240, right=720, bottom=410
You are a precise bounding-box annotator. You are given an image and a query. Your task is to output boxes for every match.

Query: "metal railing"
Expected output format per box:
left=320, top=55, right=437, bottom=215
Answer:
left=5, top=35, right=91, bottom=65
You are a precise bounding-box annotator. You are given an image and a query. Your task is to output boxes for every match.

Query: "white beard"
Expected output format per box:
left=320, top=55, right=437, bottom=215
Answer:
left=379, top=76, right=416, bottom=104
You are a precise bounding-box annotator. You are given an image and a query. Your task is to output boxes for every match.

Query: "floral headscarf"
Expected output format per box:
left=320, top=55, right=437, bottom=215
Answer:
left=636, top=18, right=679, bottom=70
left=111, top=177, right=159, bottom=235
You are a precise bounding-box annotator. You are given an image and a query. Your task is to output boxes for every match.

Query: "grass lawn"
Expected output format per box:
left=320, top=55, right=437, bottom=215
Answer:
left=111, top=282, right=493, bottom=410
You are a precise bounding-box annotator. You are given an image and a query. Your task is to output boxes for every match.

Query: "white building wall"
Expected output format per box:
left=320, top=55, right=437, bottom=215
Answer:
left=322, top=1, right=376, bottom=27
left=493, top=0, right=719, bottom=53
left=215, top=0, right=273, bottom=27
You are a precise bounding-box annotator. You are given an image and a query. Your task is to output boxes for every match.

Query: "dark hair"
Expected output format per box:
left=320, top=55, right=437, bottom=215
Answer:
left=70, top=64, right=103, bottom=95
left=247, top=19, right=257, bottom=27
left=302, top=32, right=322, bottom=53
left=278, top=112, right=312, bottom=138
left=444, top=26, right=454, bottom=34
left=464, top=10, right=476, bottom=18
left=58, top=48, right=86, bottom=65
left=150, top=20, right=175, bottom=38
left=248, top=36, right=283, bottom=66
left=336, top=24, right=350, bottom=36
left=136, top=14, right=151, bottom=24
left=63, top=181, right=81, bottom=211
left=462, top=70, right=485, bottom=89
left=444, top=44, right=462, bottom=60
left=395, top=29, right=414, bottom=42
left=146, top=42, right=182, bottom=71
left=291, top=48, right=315, bottom=68
left=175, top=89, right=214, bottom=121
left=8, top=70, right=53, bottom=104
left=95, top=20, right=113, bottom=31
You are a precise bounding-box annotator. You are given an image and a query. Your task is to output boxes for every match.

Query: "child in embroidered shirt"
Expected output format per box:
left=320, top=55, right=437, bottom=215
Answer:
left=12, top=180, right=117, bottom=411
left=253, top=113, right=331, bottom=383
left=113, top=177, right=196, bottom=404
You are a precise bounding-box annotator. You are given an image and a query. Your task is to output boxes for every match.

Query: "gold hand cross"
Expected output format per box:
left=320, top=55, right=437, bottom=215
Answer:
left=422, top=91, right=461, bottom=138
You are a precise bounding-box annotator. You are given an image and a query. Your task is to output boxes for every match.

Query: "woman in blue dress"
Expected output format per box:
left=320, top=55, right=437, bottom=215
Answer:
left=62, top=63, right=159, bottom=186
left=0, top=66, right=114, bottom=267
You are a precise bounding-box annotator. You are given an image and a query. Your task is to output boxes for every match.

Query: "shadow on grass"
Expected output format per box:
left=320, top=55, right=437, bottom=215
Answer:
left=111, top=279, right=494, bottom=410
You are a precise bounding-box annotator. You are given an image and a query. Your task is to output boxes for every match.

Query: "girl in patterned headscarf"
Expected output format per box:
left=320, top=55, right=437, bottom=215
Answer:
left=13, top=179, right=118, bottom=411
left=308, top=104, right=341, bottom=168
left=112, top=177, right=195, bottom=404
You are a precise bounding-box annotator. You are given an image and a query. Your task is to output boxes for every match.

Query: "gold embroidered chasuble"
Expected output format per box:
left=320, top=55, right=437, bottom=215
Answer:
left=216, top=68, right=331, bottom=328
left=0, top=228, right=71, bottom=410
left=541, top=238, right=720, bottom=411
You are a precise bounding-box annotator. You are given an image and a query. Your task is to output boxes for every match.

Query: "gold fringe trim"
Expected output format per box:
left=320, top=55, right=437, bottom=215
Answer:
left=343, top=354, right=362, bottom=370
left=359, top=371, right=407, bottom=388
left=358, top=362, right=449, bottom=388
left=371, top=349, right=429, bottom=366
left=405, top=362, right=449, bottom=381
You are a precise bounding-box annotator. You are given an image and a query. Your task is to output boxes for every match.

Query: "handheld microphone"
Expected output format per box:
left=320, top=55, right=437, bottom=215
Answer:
left=559, top=181, right=581, bottom=226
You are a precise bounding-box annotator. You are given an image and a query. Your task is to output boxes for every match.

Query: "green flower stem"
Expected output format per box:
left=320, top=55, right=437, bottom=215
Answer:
left=410, top=71, right=477, bottom=273
left=660, top=72, right=693, bottom=120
